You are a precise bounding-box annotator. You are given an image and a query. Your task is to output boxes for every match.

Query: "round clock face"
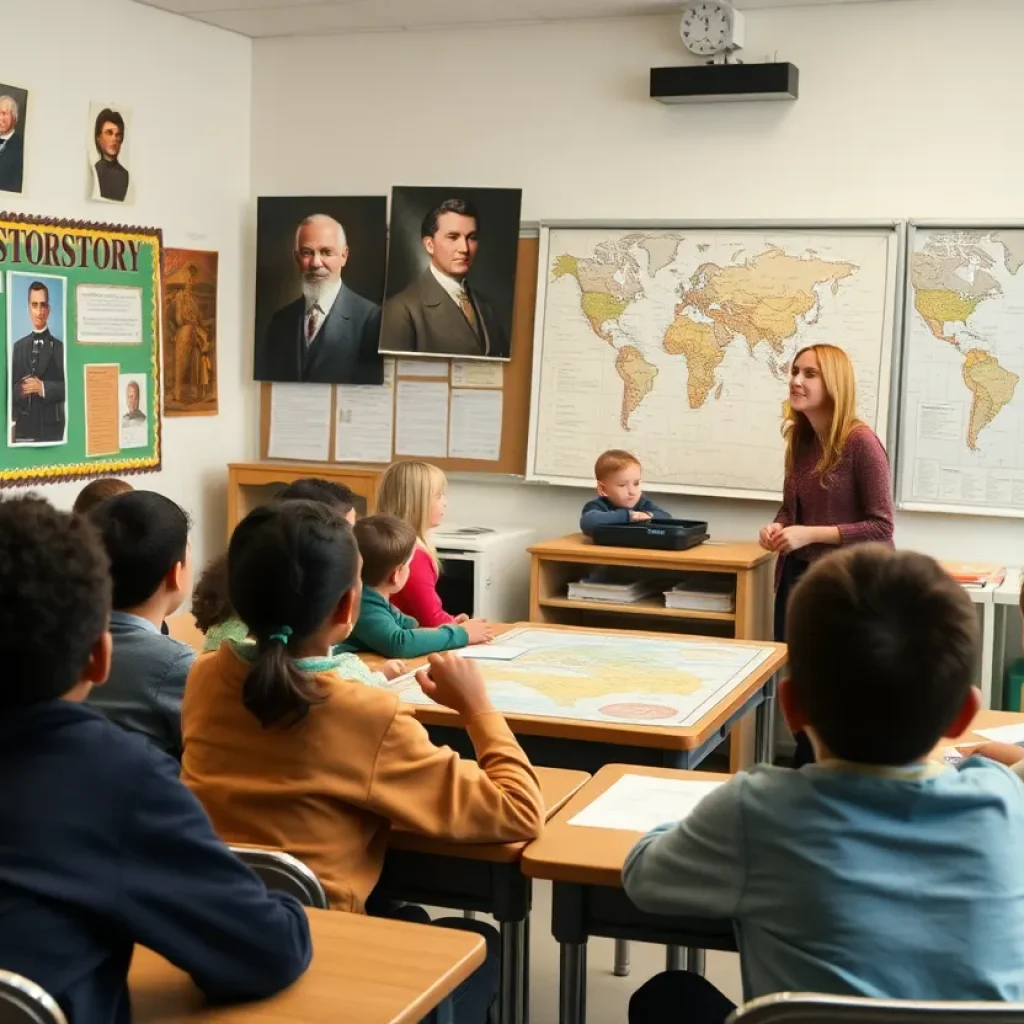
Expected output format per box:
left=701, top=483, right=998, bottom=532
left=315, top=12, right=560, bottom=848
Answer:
left=681, top=3, right=732, bottom=56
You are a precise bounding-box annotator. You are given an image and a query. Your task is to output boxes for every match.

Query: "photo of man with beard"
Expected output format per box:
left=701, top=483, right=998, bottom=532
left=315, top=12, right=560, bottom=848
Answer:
left=253, top=202, right=386, bottom=385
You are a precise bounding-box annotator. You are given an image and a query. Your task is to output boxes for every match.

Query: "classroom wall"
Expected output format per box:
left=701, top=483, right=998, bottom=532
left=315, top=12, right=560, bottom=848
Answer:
left=251, top=0, right=1024, bottom=565
left=7, top=0, right=253, bottom=573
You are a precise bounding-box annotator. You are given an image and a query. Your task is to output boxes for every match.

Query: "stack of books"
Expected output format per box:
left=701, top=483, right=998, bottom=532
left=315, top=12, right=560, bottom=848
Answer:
left=663, top=577, right=736, bottom=612
left=566, top=578, right=660, bottom=604
left=939, top=561, right=1006, bottom=589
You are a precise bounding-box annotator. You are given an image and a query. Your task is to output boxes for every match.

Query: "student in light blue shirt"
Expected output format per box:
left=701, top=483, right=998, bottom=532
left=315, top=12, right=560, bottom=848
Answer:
left=623, top=544, right=1024, bottom=1024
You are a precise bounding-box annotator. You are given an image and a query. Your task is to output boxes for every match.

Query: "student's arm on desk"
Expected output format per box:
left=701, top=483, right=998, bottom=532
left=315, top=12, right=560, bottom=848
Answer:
left=353, top=608, right=469, bottom=660
left=118, top=751, right=311, bottom=1000
left=580, top=500, right=630, bottom=536
left=622, top=778, right=744, bottom=919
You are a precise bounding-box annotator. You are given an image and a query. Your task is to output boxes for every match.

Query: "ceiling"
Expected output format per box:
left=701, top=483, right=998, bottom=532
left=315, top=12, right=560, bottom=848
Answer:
left=130, top=0, right=933, bottom=38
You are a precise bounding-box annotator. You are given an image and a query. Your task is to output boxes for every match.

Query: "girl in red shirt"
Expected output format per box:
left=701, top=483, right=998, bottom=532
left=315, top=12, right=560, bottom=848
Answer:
left=376, top=461, right=493, bottom=643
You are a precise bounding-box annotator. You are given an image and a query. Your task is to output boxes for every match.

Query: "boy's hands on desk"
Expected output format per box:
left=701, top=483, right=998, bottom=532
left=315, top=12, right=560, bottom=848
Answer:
left=453, top=613, right=470, bottom=624
left=379, top=659, right=408, bottom=681
left=629, top=511, right=652, bottom=522
left=463, top=619, right=495, bottom=645
left=416, top=652, right=494, bottom=718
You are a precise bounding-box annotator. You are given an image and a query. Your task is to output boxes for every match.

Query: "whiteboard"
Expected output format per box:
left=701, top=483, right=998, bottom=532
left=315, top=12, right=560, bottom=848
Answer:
left=525, top=220, right=903, bottom=502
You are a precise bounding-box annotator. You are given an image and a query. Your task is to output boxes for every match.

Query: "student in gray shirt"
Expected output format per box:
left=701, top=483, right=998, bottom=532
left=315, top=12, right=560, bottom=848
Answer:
left=86, top=491, right=194, bottom=757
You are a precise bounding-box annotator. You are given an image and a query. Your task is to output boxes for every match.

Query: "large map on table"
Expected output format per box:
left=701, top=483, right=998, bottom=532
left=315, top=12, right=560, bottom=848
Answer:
left=396, top=628, right=776, bottom=728
left=528, top=226, right=899, bottom=500
left=897, top=228, right=1024, bottom=516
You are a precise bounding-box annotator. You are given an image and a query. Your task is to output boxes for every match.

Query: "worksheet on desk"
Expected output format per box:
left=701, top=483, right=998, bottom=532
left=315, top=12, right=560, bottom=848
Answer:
left=568, top=774, right=725, bottom=833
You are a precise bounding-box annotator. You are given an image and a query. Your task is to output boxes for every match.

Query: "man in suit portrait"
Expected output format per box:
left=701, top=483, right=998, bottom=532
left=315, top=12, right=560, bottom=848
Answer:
left=255, top=214, right=383, bottom=385
left=379, top=198, right=510, bottom=360
left=10, top=281, right=66, bottom=444
left=0, top=95, right=25, bottom=194
left=93, top=108, right=129, bottom=202
left=122, top=381, right=146, bottom=426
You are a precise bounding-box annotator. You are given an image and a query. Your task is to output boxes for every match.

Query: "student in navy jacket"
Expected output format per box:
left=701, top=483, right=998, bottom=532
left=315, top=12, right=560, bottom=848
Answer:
left=0, top=496, right=312, bottom=1024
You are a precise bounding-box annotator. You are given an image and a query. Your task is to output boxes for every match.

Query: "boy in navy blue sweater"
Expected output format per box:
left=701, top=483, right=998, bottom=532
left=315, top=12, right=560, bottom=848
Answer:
left=580, top=448, right=670, bottom=537
left=0, top=496, right=312, bottom=1024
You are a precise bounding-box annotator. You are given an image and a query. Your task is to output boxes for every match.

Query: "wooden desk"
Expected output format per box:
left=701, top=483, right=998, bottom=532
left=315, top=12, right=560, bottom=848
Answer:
left=953, top=708, right=1024, bottom=745
left=522, top=765, right=735, bottom=1024
left=379, top=766, right=589, bottom=1024
left=370, top=621, right=786, bottom=775
left=129, top=906, right=484, bottom=1024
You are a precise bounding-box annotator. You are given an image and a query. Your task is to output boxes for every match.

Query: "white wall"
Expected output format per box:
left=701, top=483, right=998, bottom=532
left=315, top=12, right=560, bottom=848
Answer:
left=6, top=0, right=253, bottom=572
left=252, top=0, right=1024, bottom=565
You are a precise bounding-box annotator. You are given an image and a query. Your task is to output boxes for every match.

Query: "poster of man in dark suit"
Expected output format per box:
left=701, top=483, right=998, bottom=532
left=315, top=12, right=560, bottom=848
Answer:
left=0, top=85, right=28, bottom=194
left=379, top=187, right=522, bottom=362
left=8, top=276, right=66, bottom=446
left=253, top=197, right=387, bottom=385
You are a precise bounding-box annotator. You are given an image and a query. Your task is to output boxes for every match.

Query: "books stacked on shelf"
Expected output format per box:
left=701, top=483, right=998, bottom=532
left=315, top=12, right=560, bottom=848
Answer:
left=939, top=561, right=1006, bottom=589
left=566, top=577, right=661, bottom=604
left=663, top=576, right=736, bottom=613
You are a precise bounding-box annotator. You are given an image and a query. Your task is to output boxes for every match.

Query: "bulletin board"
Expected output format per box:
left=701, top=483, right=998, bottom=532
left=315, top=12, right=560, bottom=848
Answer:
left=259, top=235, right=538, bottom=475
left=0, top=213, right=161, bottom=487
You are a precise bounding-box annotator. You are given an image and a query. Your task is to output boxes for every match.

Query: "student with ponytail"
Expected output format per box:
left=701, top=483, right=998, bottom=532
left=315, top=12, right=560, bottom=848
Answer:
left=181, top=499, right=543, bottom=1024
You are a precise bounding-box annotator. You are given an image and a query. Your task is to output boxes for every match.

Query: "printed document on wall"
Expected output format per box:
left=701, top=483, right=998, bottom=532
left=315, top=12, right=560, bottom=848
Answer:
left=449, top=388, right=502, bottom=460
left=336, top=379, right=393, bottom=463
left=268, top=383, right=332, bottom=462
left=395, top=381, right=449, bottom=458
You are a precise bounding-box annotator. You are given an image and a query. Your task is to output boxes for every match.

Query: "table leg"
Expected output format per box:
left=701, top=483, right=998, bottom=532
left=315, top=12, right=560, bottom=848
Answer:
left=665, top=945, right=684, bottom=971
left=685, top=948, right=706, bottom=977
left=980, top=598, right=996, bottom=709
left=613, top=939, right=630, bottom=977
left=993, top=604, right=1009, bottom=712
left=500, top=920, right=526, bottom=1024
left=754, top=676, right=778, bottom=765
left=559, top=942, right=587, bottom=1024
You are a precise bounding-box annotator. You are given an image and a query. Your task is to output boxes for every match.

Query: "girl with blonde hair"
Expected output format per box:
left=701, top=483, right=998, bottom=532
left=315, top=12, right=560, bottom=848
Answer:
left=757, top=344, right=894, bottom=765
left=375, top=461, right=493, bottom=642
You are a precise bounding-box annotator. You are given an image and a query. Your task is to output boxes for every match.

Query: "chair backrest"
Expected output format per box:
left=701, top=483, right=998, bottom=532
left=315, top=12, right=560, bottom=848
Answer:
left=728, top=993, right=1024, bottom=1024
left=0, top=971, right=68, bottom=1024
left=229, top=846, right=329, bottom=909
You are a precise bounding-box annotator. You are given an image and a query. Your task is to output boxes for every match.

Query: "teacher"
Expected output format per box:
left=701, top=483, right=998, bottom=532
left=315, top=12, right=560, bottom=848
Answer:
left=758, top=343, right=894, bottom=766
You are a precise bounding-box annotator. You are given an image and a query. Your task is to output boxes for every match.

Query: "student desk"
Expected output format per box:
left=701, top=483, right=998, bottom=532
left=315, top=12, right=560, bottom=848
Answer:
left=368, top=621, right=787, bottom=775
left=521, top=764, right=735, bottom=1024
left=128, top=905, right=484, bottom=1024
left=378, top=765, right=590, bottom=1024
left=954, top=707, right=1024, bottom=743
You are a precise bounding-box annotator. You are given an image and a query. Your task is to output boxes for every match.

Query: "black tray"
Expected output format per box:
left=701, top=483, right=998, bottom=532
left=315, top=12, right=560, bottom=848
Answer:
left=591, top=518, right=709, bottom=551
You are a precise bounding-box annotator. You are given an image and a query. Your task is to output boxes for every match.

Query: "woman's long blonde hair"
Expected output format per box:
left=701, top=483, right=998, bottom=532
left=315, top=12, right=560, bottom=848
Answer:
left=783, top=344, right=864, bottom=480
left=375, top=461, right=447, bottom=569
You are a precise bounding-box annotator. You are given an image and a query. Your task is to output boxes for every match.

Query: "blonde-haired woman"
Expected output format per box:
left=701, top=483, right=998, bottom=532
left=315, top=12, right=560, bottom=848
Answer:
left=375, top=461, right=493, bottom=642
left=758, top=344, right=894, bottom=764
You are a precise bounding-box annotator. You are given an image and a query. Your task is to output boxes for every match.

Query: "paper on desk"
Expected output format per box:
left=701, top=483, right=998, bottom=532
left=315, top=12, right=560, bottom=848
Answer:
left=456, top=645, right=528, bottom=661
left=975, top=723, right=1024, bottom=744
left=268, top=383, right=332, bottom=462
left=395, top=381, right=449, bottom=457
left=448, top=388, right=502, bottom=461
left=568, top=774, right=725, bottom=833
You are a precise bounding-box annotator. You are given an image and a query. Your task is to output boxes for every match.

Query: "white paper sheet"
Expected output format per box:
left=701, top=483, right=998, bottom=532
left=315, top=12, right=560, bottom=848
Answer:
left=268, top=383, right=332, bottom=462
left=394, top=381, right=449, bottom=457
left=456, top=645, right=528, bottom=661
left=76, top=284, right=143, bottom=343
left=975, top=723, right=1024, bottom=743
left=335, top=382, right=393, bottom=463
left=568, top=774, right=725, bottom=833
left=448, top=388, right=502, bottom=461
left=452, top=361, right=504, bottom=388
left=397, top=359, right=449, bottom=379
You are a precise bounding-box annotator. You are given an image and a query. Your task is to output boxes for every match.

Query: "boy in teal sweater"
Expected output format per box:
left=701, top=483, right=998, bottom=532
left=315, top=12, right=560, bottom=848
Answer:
left=340, top=515, right=474, bottom=659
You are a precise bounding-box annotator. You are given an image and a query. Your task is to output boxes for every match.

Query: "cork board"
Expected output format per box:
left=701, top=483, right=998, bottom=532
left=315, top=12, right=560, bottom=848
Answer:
left=260, top=235, right=538, bottom=476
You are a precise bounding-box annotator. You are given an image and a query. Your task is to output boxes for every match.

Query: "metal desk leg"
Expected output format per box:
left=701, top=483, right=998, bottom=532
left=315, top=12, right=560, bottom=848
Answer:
left=499, top=920, right=526, bottom=1024
left=559, top=942, right=587, bottom=1024
left=685, top=948, right=707, bottom=976
left=665, top=946, right=684, bottom=971
left=993, top=604, right=1009, bottom=712
left=613, top=939, right=630, bottom=977
left=754, top=676, right=778, bottom=765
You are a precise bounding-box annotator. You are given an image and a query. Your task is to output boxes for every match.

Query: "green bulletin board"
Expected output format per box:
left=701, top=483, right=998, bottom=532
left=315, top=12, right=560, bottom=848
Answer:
left=0, top=213, right=161, bottom=487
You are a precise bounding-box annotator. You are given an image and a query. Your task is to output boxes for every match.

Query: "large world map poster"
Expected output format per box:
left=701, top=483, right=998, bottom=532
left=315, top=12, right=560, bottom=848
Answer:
left=527, top=224, right=900, bottom=500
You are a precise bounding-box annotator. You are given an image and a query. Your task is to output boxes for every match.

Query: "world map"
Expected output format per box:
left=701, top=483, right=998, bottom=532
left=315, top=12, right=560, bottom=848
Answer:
left=898, top=229, right=1024, bottom=515
left=530, top=227, right=898, bottom=497
left=396, top=628, right=777, bottom=727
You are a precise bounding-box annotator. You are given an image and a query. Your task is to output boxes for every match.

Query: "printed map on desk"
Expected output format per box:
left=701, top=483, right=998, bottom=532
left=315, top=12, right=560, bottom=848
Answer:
left=396, top=628, right=776, bottom=727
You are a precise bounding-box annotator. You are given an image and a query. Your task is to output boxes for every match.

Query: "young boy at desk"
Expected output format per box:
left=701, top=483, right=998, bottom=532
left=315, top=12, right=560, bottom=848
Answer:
left=580, top=449, right=670, bottom=538
left=0, top=497, right=311, bottom=1024
left=622, top=544, right=1024, bottom=1024
left=339, top=515, right=493, bottom=659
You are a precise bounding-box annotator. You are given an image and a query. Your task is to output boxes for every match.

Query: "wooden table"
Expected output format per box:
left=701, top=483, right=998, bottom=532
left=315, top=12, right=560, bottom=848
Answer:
left=129, top=906, right=484, bottom=1024
left=378, top=765, right=589, bottom=1024
left=522, top=764, right=735, bottom=1024
left=369, top=621, right=786, bottom=776
left=952, top=708, right=1024, bottom=745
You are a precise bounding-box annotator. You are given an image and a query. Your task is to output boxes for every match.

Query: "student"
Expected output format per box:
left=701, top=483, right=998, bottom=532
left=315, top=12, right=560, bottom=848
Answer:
left=73, top=476, right=133, bottom=516
left=181, top=499, right=544, bottom=1024
left=86, top=491, right=195, bottom=757
left=341, top=515, right=493, bottom=658
left=277, top=476, right=358, bottom=523
left=0, top=496, right=311, bottom=1024
left=193, top=550, right=405, bottom=685
left=580, top=449, right=670, bottom=537
left=757, top=344, right=893, bottom=766
left=622, top=545, right=1024, bottom=1024
left=375, top=460, right=464, bottom=627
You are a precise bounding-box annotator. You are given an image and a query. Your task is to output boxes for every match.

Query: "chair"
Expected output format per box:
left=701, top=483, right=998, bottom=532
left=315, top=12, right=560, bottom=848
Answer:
left=229, top=846, right=329, bottom=909
left=0, top=970, right=68, bottom=1024
left=728, top=993, right=1024, bottom=1024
